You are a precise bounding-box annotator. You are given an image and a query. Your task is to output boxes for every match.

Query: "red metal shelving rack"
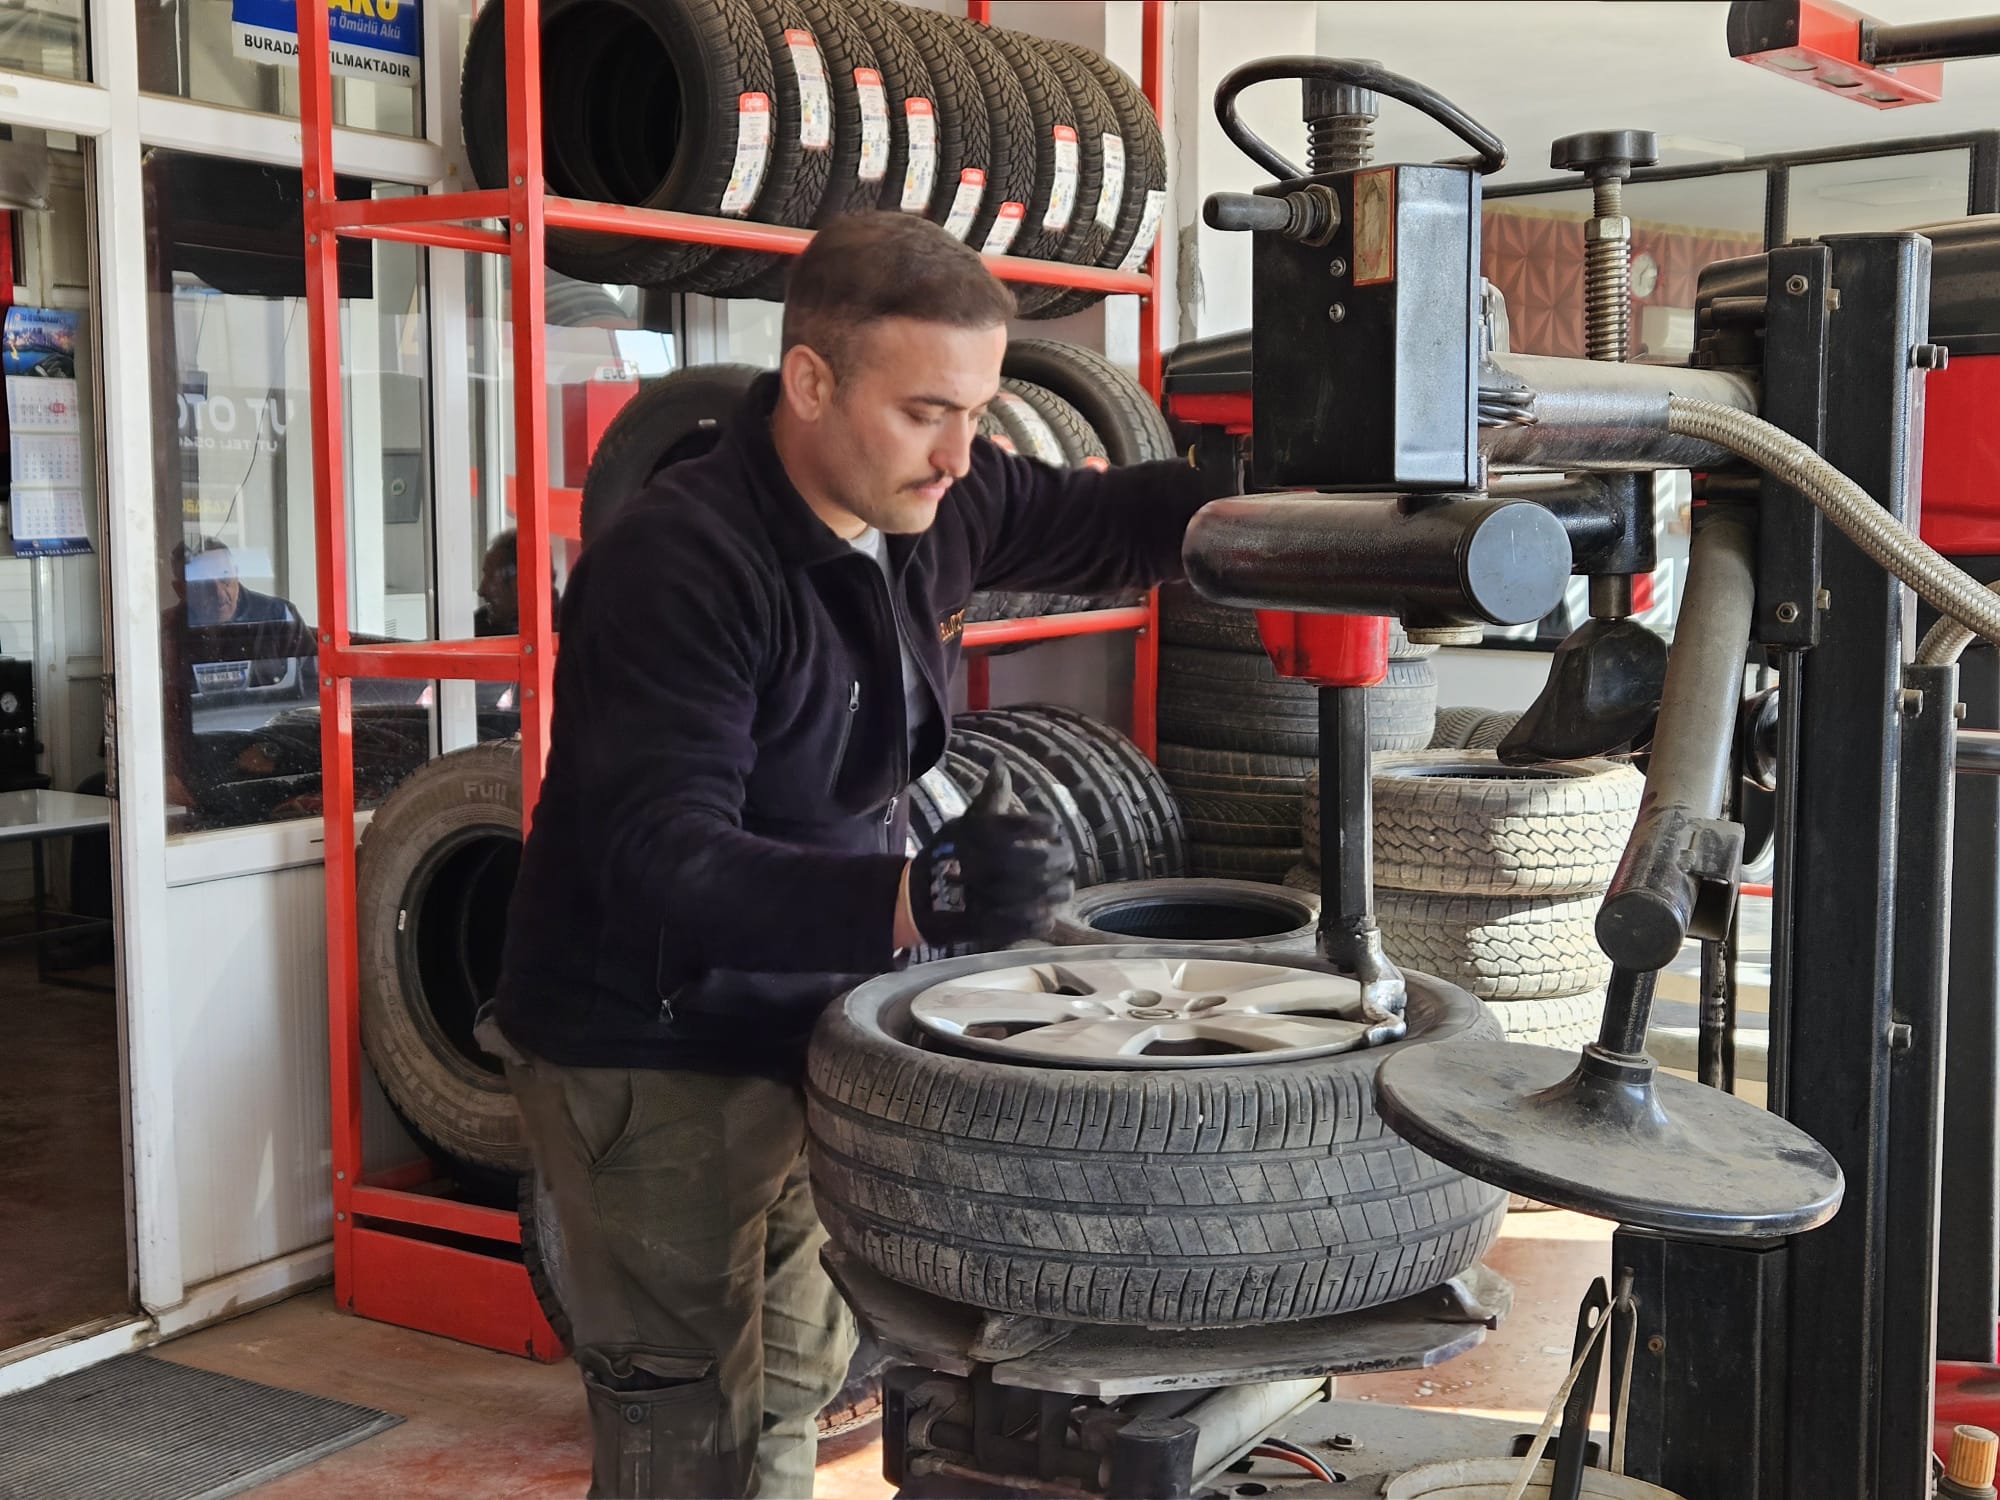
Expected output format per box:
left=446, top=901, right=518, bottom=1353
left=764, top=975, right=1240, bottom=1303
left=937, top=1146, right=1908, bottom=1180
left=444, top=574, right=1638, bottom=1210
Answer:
left=299, top=0, right=1168, bottom=1355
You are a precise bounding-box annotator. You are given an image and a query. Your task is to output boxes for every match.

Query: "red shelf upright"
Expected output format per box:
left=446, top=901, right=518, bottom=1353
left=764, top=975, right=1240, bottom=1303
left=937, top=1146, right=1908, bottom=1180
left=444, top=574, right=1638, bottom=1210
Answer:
left=297, top=0, right=1168, bottom=1356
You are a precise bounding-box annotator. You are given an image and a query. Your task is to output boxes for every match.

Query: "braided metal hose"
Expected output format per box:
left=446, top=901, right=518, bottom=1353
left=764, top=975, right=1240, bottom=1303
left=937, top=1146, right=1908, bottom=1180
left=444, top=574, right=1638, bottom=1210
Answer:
left=1665, top=397, right=2000, bottom=658
left=1586, top=176, right=1631, bottom=363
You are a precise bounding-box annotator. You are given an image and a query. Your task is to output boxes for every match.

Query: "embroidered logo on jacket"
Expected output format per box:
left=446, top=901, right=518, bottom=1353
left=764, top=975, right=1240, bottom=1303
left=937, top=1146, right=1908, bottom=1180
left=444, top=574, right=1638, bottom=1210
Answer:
left=938, top=608, right=966, bottom=644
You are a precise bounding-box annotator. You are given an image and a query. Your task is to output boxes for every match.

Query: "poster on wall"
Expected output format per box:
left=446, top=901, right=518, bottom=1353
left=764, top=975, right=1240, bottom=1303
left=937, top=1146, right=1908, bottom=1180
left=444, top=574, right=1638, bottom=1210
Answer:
left=229, top=0, right=422, bottom=87
left=4, top=306, right=90, bottom=559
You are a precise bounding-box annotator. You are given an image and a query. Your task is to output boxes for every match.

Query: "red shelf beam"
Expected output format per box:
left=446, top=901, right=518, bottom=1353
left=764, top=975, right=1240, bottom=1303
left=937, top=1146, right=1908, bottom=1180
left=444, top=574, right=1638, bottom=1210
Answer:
left=329, top=639, right=528, bottom=683
left=315, top=190, right=1155, bottom=295
left=962, top=605, right=1152, bottom=649
left=350, top=1184, right=524, bottom=1243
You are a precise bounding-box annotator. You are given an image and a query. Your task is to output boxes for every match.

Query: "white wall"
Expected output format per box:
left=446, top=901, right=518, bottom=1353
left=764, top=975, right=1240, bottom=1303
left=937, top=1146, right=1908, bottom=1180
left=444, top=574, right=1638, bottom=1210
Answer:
left=1169, top=2, right=1317, bottom=342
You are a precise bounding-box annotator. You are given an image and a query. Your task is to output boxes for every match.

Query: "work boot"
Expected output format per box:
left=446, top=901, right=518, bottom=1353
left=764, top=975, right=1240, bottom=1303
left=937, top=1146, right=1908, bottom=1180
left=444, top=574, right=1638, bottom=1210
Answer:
left=579, top=1344, right=753, bottom=1500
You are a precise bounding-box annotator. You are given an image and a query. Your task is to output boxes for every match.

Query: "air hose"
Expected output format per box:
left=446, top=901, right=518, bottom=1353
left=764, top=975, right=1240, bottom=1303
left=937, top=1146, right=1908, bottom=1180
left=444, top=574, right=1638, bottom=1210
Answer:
left=1665, top=397, right=2000, bottom=666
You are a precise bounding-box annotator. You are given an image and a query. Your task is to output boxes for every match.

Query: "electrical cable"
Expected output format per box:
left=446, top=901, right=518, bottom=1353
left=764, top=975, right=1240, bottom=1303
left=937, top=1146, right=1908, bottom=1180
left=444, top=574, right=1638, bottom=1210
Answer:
left=1664, top=397, right=2000, bottom=660
left=1247, top=1440, right=1337, bottom=1483
left=1212, top=56, right=1506, bottom=181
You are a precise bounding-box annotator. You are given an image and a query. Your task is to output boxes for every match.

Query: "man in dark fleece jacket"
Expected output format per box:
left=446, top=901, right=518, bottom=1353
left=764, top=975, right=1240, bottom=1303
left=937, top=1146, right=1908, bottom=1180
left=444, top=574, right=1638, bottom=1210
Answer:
left=488, top=212, right=1208, bottom=1499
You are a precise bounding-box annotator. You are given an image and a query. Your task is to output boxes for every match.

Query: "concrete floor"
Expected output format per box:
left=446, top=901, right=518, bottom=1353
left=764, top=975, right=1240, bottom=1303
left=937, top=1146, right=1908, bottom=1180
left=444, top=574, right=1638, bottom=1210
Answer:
left=146, top=1206, right=1619, bottom=1497
left=0, top=947, right=128, bottom=1348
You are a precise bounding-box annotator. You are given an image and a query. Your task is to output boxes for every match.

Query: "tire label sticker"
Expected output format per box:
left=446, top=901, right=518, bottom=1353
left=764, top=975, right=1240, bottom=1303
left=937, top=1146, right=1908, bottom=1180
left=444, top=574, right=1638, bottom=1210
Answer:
left=1095, top=132, right=1125, bottom=230
left=721, top=93, right=772, bottom=215
left=1043, top=124, right=1078, bottom=232
left=786, top=29, right=831, bottom=152
left=856, top=68, right=889, bottom=182
left=901, top=99, right=938, bottom=212
left=996, top=391, right=1064, bottom=464
left=982, top=200, right=1026, bottom=255
left=943, top=168, right=985, bottom=240
left=987, top=430, right=1016, bottom=453
left=1117, top=187, right=1166, bottom=271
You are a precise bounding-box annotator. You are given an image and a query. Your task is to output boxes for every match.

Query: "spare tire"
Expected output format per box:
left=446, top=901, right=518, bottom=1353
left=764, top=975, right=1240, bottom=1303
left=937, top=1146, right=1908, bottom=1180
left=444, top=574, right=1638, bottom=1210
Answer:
left=1050, top=877, right=1317, bottom=950
left=958, top=709, right=1151, bottom=885
left=840, top=0, right=936, bottom=217
left=972, top=26, right=1077, bottom=264
left=924, top=10, right=1041, bottom=256
left=579, top=363, right=765, bottom=545
left=1010, top=34, right=1114, bottom=314
left=1002, top=338, right=1175, bottom=465
left=357, top=741, right=527, bottom=1174
left=733, top=0, right=885, bottom=299
left=1000, top=380, right=1107, bottom=468
left=883, top=0, right=989, bottom=232
left=1374, top=889, right=1611, bottom=1001
left=806, top=944, right=1508, bottom=1329
left=675, top=0, right=840, bottom=294
left=519, top=1168, right=893, bottom=1438
left=461, top=0, right=777, bottom=287
left=1033, top=42, right=1167, bottom=319
left=1370, top=751, right=1644, bottom=897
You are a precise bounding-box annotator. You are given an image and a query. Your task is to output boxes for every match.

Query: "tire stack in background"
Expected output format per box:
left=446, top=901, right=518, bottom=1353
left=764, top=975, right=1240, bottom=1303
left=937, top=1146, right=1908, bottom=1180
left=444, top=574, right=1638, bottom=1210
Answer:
left=967, top=339, right=1183, bottom=627
left=459, top=0, right=1167, bottom=308
left=1293, top=750, right=1645, bottom=1048
left=1156, top=584, right=1439, bottom=884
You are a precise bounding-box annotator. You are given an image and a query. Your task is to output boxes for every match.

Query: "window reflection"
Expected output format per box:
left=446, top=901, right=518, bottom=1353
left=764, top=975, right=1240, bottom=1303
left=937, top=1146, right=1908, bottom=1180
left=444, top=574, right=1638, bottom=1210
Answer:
left=146, top=149, right=439, bottom=833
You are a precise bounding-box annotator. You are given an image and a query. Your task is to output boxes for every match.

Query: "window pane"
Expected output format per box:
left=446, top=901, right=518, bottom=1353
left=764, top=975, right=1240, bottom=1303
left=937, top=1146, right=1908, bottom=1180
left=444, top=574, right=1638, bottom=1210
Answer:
left=147, top=149, right=437, bottom=834
left=0, top=0, right=87, bottom=80
left=1483, top=171, right=1767, bottom=360
left=1787, top=148, right=1972, bottom=240
left=457, top=260, right=675, bottom=751
left=136, top=0, right=420, bottom=137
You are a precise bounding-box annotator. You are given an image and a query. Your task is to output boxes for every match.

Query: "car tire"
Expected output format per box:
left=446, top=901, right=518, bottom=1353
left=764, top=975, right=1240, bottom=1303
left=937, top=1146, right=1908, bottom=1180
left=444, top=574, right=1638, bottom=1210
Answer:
left=807, top=944, right=1508, bottom=1329
left=356, top=741, right=527, bottom=1174
left=579, top=364, right=765, bottom=545
left=1048, top=877, right=1318, bottom=951
left=1370, top=751, right=1644, bottom=897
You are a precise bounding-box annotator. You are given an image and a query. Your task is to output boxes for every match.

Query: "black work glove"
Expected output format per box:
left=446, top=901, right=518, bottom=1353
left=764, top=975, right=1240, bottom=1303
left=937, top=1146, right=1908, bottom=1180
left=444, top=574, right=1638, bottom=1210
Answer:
left=908, top=761, right=1075, bottom=950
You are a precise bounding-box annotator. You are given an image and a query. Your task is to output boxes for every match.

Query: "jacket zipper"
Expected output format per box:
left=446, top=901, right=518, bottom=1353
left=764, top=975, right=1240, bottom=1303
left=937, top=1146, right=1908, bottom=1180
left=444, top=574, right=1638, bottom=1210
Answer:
left=828, top=677, right=859, bottom=794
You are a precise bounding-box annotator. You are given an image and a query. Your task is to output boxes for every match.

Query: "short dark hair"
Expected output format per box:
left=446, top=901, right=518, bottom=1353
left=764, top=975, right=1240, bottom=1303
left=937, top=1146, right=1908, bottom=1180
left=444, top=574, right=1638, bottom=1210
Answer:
left=780, top=212, right=1016, bottom=374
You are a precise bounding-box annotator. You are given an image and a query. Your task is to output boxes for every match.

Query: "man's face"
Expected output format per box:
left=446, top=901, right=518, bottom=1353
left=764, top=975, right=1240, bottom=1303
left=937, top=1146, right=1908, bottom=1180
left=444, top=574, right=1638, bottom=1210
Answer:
left=185, top=559, right=241, bottom=625
left=788, top=317, right=1006, bottom=536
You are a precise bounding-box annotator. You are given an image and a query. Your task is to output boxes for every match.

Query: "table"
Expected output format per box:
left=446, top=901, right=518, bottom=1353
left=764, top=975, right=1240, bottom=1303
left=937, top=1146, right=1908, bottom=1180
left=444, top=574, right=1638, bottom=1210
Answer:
left=0, top=790, right=112, bottom=989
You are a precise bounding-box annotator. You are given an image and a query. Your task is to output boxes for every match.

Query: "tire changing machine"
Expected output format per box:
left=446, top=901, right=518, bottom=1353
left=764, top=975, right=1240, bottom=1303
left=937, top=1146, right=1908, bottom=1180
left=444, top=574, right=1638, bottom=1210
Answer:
left=836, top=51, right=2000, bottom=1500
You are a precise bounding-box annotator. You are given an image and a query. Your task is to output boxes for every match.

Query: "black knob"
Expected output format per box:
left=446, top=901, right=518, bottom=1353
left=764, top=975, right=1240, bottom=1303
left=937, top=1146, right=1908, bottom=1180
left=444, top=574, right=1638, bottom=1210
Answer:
left=1550, top=129, right=1659, bottom=177
left=1204, top=192, right=1296, bottom=233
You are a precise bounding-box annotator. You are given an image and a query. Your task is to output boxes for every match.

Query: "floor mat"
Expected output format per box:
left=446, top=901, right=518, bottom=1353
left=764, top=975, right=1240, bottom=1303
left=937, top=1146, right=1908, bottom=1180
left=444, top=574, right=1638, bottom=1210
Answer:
left=0, top=1353, right=402, bottom=1499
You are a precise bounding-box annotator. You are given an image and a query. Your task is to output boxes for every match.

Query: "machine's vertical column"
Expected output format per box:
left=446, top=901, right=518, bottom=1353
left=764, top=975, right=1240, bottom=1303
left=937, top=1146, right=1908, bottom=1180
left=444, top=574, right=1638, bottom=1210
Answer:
left=1878, top=657, right=1957, bottom=1493
left=1771, top=232, right=1930, bottom=1500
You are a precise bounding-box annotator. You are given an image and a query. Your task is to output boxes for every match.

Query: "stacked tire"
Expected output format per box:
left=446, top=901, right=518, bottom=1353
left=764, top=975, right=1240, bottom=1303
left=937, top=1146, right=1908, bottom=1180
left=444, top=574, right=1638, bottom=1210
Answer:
left=968, top=340, right=1181, bottom=627
left=931, top=706, right=1186, bottom=887
left=1292, top=750, right=1645, bottom=1048
left=459, top=0, right=1166, bottom=308
left=1157, top=584, right=1440, bottom=884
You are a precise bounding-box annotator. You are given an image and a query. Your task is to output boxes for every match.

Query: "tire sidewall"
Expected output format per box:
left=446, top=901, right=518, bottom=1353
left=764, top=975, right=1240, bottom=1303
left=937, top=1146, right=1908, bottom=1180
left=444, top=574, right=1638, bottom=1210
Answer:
left=357, top=742, right=527, bottom=1171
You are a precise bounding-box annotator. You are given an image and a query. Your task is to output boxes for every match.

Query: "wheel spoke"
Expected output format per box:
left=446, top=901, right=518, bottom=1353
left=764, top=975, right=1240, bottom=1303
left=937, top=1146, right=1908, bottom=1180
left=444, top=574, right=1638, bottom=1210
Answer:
left=994, top=1016, right=1158, bottom=1059
left=1212, top=973, right=1365, bottom=1016
left=1190, top=1015, right=1373, bottom=1053
left=913, top=985, right=1103, bottom=1032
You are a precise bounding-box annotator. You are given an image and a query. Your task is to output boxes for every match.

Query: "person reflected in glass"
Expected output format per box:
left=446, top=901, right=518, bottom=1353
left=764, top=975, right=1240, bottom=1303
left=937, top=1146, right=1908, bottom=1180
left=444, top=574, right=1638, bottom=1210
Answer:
left=160, top=536, right=315, bottom=812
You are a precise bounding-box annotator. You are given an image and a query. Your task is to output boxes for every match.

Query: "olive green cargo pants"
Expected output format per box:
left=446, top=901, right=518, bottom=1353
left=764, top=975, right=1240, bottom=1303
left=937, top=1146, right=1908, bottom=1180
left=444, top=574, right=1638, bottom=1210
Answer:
left=503, top=1048, right=856, bottom=1499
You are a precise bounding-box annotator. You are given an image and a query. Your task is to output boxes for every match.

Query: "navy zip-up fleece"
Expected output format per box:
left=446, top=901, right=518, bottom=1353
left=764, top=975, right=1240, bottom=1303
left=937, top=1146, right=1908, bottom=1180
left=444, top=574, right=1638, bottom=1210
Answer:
left=493, top=373, right=1208, bottom=1078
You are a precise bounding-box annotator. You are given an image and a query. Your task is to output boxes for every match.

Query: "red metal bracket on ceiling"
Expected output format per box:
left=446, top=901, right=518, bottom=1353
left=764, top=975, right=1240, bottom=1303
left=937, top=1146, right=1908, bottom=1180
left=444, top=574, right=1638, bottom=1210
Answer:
left=1728, top=0, right=1946, bottom=106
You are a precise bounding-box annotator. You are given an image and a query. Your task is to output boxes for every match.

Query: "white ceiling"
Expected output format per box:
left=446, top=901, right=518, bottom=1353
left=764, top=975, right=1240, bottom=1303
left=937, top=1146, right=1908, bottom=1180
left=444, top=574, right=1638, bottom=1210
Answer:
left=1312, top=0, right=2000, bottom=188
